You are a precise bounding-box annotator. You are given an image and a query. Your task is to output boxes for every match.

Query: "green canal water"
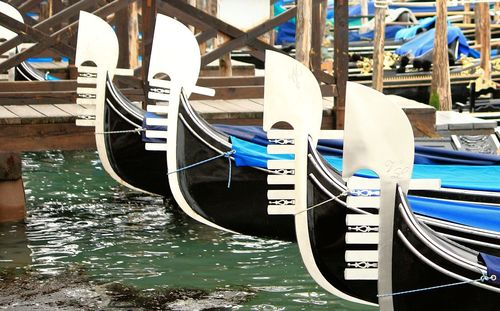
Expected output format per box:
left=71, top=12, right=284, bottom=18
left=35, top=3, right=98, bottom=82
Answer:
left=0, top=151, right=375, bottom=310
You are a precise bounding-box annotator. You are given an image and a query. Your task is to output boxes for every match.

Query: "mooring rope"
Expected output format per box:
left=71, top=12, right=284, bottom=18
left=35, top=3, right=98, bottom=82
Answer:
left=167, top=150, right=236, bottom=188
left=295, top=191, right=349, bottom=215
left=377, top=274, right=491, bottom=298
left=94, top=128, right=146, bottom=135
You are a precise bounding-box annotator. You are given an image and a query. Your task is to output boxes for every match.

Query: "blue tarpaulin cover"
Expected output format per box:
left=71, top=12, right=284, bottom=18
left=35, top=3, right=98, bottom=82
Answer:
left=479, top=253, right=500, bottom=285
left=228, top=136, right=500, bottom=232
left=217, top=125, right=500, bottom=166
left=395, top=26, right=472, bottom=58
left=228, top=134, right=500, bottom=192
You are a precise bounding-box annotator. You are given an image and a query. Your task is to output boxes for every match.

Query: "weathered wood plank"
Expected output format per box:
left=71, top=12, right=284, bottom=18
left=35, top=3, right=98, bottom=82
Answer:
left=334, top=0, right=348, bottom=129
left=203, top=99, right=250, bottom=113
left=4, top=105, right=45, bottom=119
left=54, top=103, right=80, bottom=116
left=0, top=106, right=21, bottom=125
left=296, top=0, right=312, bottom=67
left=30, top=104, right=71, bottom=118
left=0, top=123, right=95, bottom=152
left=190, top=100, right=227, bottom=114
left=225, top=99, right=263, bottom=112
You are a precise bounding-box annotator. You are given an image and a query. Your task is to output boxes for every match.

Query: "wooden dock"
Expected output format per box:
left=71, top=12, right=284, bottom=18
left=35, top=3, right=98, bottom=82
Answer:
left=0, top=96, right=442, bottom=152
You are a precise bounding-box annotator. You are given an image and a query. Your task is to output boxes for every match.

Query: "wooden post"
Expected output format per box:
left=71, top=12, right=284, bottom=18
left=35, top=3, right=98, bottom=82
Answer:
left=0, top=152, right=25, bottom=223
left=187, top=0, right=196, bottom=32
left=40, top=1, right=50, bottom=21
left=430, top=0, right=451, bottom=111
left=296, top=0, right=312, bottom=67
left=372, top=1, right=386, bottom=92
left=311, top=0, right=321, bottom=71
left=464, top=3, right=471, bottom=24
left=475, top=4, right=481, bottom=46
left=116, top=2, right=140, bottom=69
left=495, top=2, right=500, bottom=23
left=213, top=0, right=232, bottom=76
left=142, top=0, right=156, bottom=108
left=334, top=0, right=348, bottom=129
left=360, top=0, right=369, bottom=25
left=269, top=0, right=275, bottom=47
left=479, top=2, right=491, bottom=80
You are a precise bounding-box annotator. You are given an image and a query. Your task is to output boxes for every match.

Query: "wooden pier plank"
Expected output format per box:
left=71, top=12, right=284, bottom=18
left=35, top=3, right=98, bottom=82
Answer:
left=191, top=100, right=227, bottom=114
left=54, top=103, right=80, bottom=116
left=30, top=104, right=71, bottom=118
left=4, top=105, right=46, bottom=119
left=0, top=106, right=21, bottom=125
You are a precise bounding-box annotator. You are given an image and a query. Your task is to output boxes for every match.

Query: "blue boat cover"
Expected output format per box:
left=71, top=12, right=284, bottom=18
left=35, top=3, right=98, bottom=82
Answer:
left=218, top=125, right=500, bottom=166
left=395, top=26, right=473, bottom=58
left=479, top=253, right=500, bottom=285
left=408, top=196, right=500, bottom=232
left=394, top=16, right=437, bottom=41
left=325, top=156, right=500, bottom=192
left=229, top=136, right=500, bottom=232
left=229, top=134, right=500, bottom=192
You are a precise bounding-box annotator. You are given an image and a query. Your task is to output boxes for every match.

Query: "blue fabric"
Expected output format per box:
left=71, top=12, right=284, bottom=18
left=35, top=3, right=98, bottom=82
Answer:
left=142, top=112, right=167, bottom=143
left=325, top=156, right=500, bottom=192
left=230, top=136, right=293, bottom=167
left=219, top=125, right=500, bottom=166
left=395, top=17, right=437, bottom=41
left=479, top=253, right=500, bottom=285
left=395, top=26, right=472, bottom=58
left=408, top=196, right=500, bottom=232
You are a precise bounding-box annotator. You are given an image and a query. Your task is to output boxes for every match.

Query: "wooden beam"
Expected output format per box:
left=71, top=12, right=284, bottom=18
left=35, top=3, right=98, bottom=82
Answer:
left=116, top=1, right=140, bottom=69
left=0, top=0, right=100, bottom=57
left=311, top=0, right=321, bottom=71
left=372, top=2, right=386, bottom=92
left=463, top=2, right=471, bottom=24
left=479, top=2, right=491, bottom=80
left=430, top=0, right=451, bottom=111
left=334, top=0, right=348, bottom=129
left=360, top=0, right=368, bottom=25
left=296, top=0, right=312, bottom=67
left=141, top=0, right=156, bottom=108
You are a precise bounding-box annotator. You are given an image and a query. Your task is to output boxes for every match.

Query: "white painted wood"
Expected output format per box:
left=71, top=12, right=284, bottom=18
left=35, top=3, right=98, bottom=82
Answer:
left=346, top=214, right=380, bottom=226
left=345, top=232, right=379, bottom=244
left=145, top=130, right=168, bottom=139
left=344, top=269, right=378, bottom=280
left=348, top=177, right=381, bottom=190
left=77, top=106, right=96, bottom=116
left=345, top=250, right=379, bottom=262
left=346, top=196, right=380, bottom=208
left=75, top=119, right=95, bottom=127
left=267, top=130, right=296, bottom=140
left=267, top=144, right=295, bottom=155
left=267, top=205, right=296, bottom=215
left=267, top=189, right=296, bottom=200
left=114, top=68, right=134, bottom=76
left=263, top=51, right=323, bottom=148
left=267, top=159, right=296, bottom=170
left=409, top=179, right=441, bottom=190
left=75, top=11, right=119, bottom=79
left=147, top=105, right=169, bottom=114
left=145, top=143, right=168, bottom=151
left=318, top=130, right=344, bottom=140
left=146, top=118, right=168, bottom=127
left=192, top=85, right=215, bottom=97
left=77, top=87, right=97, bottom=95
left=76, top=77, right=97, bottom=84
left=267, top=174, right=296, bottom=185
left=148, top=14, right=201, bottom=98
left=343, top=81, right=414, bottom=192
left=76, top=98, right=96, bottom=105
left=148, top=92, right=171, bottom=102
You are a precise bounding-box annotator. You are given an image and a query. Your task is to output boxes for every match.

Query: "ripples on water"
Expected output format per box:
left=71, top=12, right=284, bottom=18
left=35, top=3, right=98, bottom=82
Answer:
left=0, top=151, right=374, bottom=310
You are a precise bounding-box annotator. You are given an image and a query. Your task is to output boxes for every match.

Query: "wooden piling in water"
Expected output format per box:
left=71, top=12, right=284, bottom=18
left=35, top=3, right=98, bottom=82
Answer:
left=372, top=1, right=387, bottom=92
left=430, top=0, right=451, bottom=111
left=0, top=152, right=25, bottom=223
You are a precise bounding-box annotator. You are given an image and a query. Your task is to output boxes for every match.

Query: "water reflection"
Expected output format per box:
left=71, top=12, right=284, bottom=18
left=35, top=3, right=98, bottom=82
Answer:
left=0, top=151, right=374, bottom=310
left=0, top=221, right=31, bottom=268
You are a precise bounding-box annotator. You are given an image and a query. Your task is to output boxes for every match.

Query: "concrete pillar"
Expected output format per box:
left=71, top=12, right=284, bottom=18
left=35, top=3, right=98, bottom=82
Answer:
left=0, top=152, right=25, bottom=223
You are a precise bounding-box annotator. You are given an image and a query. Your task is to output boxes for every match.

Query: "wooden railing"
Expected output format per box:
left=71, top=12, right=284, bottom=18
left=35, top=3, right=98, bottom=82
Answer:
left=0, top=0, right=342, bottom=111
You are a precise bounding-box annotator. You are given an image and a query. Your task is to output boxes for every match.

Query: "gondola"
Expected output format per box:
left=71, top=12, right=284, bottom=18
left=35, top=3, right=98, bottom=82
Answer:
left=263, top=55, right=500, bottom=308
left=150, top=17, right=500, bottom=249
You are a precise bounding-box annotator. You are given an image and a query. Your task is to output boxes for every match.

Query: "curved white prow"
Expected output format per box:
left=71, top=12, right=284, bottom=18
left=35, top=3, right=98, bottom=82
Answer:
left=263, top=52, right=374, bottom=306
left=147, top=14, right=227, bottom=231
left=343, top=81, right=415, bottom=310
